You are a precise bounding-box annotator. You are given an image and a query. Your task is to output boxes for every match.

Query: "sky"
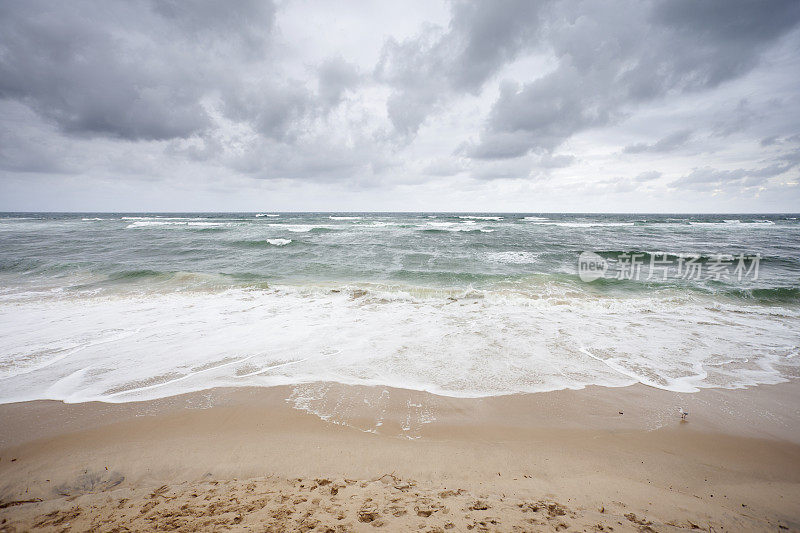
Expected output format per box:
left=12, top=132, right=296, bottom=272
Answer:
left=1, top=0, right=799, bottom=213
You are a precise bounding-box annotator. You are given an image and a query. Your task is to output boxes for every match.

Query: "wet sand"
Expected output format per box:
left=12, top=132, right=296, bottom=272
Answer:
left=1, top=382, right=799, bottom=531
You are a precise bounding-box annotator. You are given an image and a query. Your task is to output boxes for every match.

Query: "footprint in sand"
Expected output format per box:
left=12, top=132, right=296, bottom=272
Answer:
left=54, top=470, right=124, bottom=496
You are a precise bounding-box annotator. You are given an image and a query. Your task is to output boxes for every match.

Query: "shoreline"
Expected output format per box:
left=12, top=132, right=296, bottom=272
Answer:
left=1, top=382, right=799, bottom=531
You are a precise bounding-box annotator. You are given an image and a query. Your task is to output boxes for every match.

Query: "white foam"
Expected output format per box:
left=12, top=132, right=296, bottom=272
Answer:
left=267, top=238, right=292, bottom=246
left=484, top=251, right=541, bottom=264
left=458, top=216, right=503, bottom=220
left=126, top=220, right=228, bottom=228
left=268, top=224, right=334, bottom=232
left=329, top=216, right=362, bottom=220
left=121, top=217, right=208, bottom=221
left=419, top=222, right=494, bottom=232
left=526, top=221, right=635, bottom=227
left=0, top=285, right=797, bottom=405
left=126, top=221, right=172, bottom=228
left=688, top=220, right=776, bottom=227
left=255, top=213, right=280, bottom=217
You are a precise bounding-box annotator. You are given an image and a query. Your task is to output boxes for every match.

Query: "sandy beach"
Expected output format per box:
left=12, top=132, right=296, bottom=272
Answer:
left=1, top=382, right=799, bottom=532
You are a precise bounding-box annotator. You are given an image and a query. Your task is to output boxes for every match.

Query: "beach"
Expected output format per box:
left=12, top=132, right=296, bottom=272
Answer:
left=2, top=382, right=799, bottom=532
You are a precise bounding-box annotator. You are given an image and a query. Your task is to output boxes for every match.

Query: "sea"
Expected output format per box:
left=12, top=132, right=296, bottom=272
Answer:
left=0, top=212, right=798, bottom=404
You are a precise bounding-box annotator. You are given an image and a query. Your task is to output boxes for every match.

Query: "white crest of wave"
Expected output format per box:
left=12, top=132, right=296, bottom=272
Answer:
left=268, top=224, right=333, bottom=232
left=126, top=220, right=228, bottom=228
left=526, top=221, right=635, bottom=227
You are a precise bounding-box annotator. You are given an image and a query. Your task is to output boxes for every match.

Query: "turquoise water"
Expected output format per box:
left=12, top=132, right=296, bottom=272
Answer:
left=0, top=212, right=798, bottom=403
left=1, top=212, right=798, bottom=298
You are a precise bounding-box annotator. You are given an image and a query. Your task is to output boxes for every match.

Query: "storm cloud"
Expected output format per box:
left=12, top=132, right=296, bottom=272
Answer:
left=1, top=0, right=799, bottom=211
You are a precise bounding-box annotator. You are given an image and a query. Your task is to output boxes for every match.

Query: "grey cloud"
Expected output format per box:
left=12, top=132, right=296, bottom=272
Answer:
left=424, top=158, right=466, bottom=177
left=0, top=1, right=397, bottom=183
left=444, top=0, right=545, bottom=92
left=224, top=83, right=313, bottom=141
left=652, top=0, right=800, bottom=86
left=478, top=65, right=620, bottom=154
left=1, top=0, right=800, bottom=210
left=471, top=0, right=800, bottom=159
left=539, top=153, right=576, bottom=168
left=460, top=128, right=538, bottom=160
left=0, top=0, right=276, bottom=141
left=226, top=134, right=398, bottom=186
left=635, top=171, right=663, bottom=182
left=318, top=58, right=361, bottom=110
left=152, top=0, right=274, bottom=57
left=624, top=130, right=692, bottom=154
left=762, top=134, right=800, bottom=147
left=375, top=0, right=549, bottom=136
left=671, top=161, right=796, bottom=191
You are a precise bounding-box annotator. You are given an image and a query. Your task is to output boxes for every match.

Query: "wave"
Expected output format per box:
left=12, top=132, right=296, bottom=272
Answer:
left=126, top=220, right=230, bottom=229
left=122, top=216, right=211, bottom=221
left=724, top=286, right=800, bottom=303
left=268, top=224, right=336, bottom=233
left=526, top=221, right=635, bottom=227
left=456, top=215, right=503, bottom=220
left=418, top=221, right=494, bottom=233
left=686, top=219, right=776, bottom=227
left=419, top=228, right=494, bottom=234
left=255, top=213, right=280, bottom=217
left=105, top=269, right=165, bottom=282
left=329, top=216, right=362, bottom=220
left=484, top=251, right=542, bottom=264
left=231, top=238, right=293, bottom=248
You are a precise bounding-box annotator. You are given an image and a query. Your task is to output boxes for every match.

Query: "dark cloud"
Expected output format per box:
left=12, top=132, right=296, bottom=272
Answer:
left=0, top=0, right=799, bottom=209
left=624, top=130, right=692, bottom=154
left=0, top=0, right=389, bottom=181
left=460, top=128, right=538, bottom=160
left=223, top=83, right=313, bottom=141
left=470, top=0, right=800, bottom=158
left=0, top=0, right=277, bottom=141
left=375, top=0, right=548, bottom=136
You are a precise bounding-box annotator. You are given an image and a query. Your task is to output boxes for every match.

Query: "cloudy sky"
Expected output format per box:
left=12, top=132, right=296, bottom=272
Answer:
left=1, top=0, right=799, bottom=212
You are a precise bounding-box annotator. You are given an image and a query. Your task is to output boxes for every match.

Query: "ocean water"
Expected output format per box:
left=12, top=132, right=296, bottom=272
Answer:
left=0, top=212, right=799, bottom=404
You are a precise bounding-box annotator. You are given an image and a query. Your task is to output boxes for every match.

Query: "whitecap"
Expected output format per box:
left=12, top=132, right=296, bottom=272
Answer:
left=268, top=224, right=334, bottom=232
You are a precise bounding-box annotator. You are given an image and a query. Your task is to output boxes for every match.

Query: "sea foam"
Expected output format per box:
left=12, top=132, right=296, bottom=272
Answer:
left=0, top=285, right=796, bottom=404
